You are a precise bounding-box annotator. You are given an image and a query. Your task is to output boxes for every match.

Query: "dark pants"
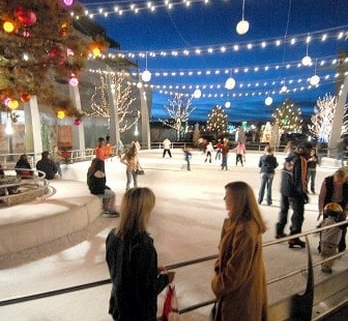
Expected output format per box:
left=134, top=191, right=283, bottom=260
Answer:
left=307, top=169, right=316, bottom=193
left=276, top=194, right=290, bottom=235
left=289, top=197, right=305, bottom=235
left=163, top=149, right=172, bottom=158
left=276, top=195, right=305, bottom=236
left=236, top=154, right=243, bottom=166
left=221, top=154, right=228, bottom=170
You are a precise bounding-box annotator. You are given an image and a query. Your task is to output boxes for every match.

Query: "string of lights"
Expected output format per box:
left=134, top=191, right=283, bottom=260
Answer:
left=76, top=0, right=234, bottom=17
left=82, top=25, right=347, bottom=59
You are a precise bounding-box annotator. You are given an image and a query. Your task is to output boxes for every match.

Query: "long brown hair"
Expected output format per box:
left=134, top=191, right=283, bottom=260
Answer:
left=116, top=187, right=156, bottom=239
left=225, top=181, right=266, bottom=234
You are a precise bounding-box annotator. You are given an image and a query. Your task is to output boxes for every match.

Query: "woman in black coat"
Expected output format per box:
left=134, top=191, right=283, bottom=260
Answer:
left=105, top=187, right=175, bottom=321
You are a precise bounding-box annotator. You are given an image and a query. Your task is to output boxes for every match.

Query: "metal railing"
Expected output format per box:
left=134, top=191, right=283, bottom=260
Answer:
left=1, top=221, right=347, bottom=321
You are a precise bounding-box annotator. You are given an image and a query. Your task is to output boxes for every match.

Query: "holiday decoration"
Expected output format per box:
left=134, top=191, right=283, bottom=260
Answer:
left=308, top=94, right=337, bottom=143
left=57, top=111, right=66, bottom=119
left=73, top=117, right=81, bottom=125
left=20, top=92, right=31, bottom=102
left=206, top=104, right=228, bottom=137
left=0, top=0, right=104, bottom=107
left=82, top=73, right=138, bottom=134
left=272, top=98, right=303, bottom=133
left=159, top=94, right=196, bottom=141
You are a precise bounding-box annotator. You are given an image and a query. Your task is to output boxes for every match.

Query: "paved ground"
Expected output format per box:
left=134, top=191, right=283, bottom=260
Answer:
left=0, top=148, right=346, bottom=321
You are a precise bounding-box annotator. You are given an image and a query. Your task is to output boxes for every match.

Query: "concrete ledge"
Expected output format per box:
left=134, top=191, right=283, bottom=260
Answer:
left=0, top=180, right=103, bottom=257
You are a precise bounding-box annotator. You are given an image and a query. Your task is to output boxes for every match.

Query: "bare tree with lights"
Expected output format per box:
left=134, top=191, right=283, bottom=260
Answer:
left=272, top=98, right=303, bottom=134
left=308, top=94, right=337, bottom=143
left=83, top=73, right=138, bottom=133
left=159, top=94, right=196, bottom=141
left=206, top=104, right=228, bottom=138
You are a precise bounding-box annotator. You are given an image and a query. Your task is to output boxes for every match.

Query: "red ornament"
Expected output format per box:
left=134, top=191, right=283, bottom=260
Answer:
left=14, top=7, right=37, bottom=27
left=73, top=118, right=81, bottom=126
left=21, top=92, right=31, bottom=102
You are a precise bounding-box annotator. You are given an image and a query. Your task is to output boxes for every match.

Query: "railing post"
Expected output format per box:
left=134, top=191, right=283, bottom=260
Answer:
left=290, top=236, right=314, bottom=321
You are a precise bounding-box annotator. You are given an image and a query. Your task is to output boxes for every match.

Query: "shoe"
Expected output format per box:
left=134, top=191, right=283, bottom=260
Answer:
left=275, top=233, right=287, bottom=239
left=321, top=266, right=332, bottom=274
left=288, top=238, right=306, bottom=248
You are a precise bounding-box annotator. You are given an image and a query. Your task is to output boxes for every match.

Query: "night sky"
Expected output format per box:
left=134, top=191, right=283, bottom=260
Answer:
left=77, top=0, right=348, bottom=122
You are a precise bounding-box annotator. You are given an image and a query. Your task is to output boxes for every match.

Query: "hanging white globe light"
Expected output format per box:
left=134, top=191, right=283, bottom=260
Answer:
left=265, top=96, right=273, bottom=106
left=136, top=81, right=143, bottom=89
left=225, top=101, right=231, bottom=108
left=142, top=51, right=151, bottom=82
left=225, top=77, right=236, bottom=90
left=236, top=20, right=249, bottom=35
left=141, top=70, right=151, bottom=82
left=193, top=89, right=202, bottom=99
left=236, top=0, right=249, bottom=35
left=301, top=55, right=312, bottom=66
left=310, top=74, right=320, bottom=86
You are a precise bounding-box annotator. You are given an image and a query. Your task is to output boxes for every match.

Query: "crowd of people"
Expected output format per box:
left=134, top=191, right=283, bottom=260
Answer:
left=1, top=135, right=347, bottom=321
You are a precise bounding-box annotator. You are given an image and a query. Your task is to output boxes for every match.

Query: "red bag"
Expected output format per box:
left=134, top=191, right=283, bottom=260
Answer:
left=159, top=284, right=180, bottom=321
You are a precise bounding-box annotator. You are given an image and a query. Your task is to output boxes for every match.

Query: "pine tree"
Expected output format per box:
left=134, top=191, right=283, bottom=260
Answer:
left=206, top=105, right=228, bottom=137
left=308, top=94, right=337, bottom=143
left=272, top=99, right=303, bottom=133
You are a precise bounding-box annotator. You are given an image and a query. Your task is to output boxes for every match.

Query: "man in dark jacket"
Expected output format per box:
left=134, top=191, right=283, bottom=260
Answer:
left=36, top=151, right=57, bottom=180
left=275, top=142, right=309, bottom=248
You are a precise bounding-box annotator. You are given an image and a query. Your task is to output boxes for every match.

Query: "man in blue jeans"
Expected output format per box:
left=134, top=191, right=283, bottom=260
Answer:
left=258, top=145, right=279, bottom=206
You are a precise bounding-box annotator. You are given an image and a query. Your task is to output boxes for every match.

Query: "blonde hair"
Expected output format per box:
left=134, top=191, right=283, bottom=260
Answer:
left=116, top=187, right=156, bottom=238
left=225, top=181, right=266, bottom=234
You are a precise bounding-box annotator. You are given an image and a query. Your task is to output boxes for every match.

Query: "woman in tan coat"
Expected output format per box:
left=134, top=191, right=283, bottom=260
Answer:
left=211, top=181, right=268, bottom=321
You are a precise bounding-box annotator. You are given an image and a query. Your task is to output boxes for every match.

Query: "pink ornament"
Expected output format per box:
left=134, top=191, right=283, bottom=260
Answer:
left=63, top=0, right=74, bottom=6
left=73, top=118, right=81, bottom=126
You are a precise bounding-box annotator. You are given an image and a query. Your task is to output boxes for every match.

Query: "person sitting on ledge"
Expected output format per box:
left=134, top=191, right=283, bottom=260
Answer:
left=15, top=154, right=33, bottom=179
left=36, top=151, right=57, bottom=180
left=87, top=158, right=119, bottom=217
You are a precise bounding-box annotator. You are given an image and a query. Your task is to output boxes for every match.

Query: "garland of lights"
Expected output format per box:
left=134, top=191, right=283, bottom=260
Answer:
left=81, top=26, right=347, bottom=60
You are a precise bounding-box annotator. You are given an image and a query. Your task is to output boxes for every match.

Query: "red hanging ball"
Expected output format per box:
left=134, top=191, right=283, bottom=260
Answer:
left=73, top=118, right=81, bottom=126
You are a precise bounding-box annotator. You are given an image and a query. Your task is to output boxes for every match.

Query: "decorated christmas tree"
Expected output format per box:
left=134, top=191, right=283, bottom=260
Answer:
left=206, top=104, right=228, bottom=137
left=272, top=98, right=303, bottom=133
left=0, top=0, right=103, bottom=115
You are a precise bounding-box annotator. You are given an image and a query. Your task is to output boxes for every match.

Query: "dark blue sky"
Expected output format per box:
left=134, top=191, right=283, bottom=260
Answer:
left=78, top=0, right=348, bottom=122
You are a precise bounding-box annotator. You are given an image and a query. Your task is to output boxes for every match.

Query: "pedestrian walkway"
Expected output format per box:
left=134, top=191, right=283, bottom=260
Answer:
left=0, top=149, right=346, bottom=321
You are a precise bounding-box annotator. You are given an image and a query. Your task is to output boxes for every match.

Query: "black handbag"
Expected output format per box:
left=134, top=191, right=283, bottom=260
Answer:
left=136, top=168, right=145, bottom=175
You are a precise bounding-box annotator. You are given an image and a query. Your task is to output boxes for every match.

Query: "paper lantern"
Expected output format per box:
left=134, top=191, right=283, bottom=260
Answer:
left=225, top=77, right=236, bottom=90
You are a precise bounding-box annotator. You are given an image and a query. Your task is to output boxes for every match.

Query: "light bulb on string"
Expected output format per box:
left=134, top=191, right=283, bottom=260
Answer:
left=225, top=101, right=231, bottom=108
left=301, top=35, right=312, bottom=66
left=142, top=51, right=152, bottom=82
left=310, top=59, right=320, bottom=86
left=236, top=0, right=249, bottom=35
